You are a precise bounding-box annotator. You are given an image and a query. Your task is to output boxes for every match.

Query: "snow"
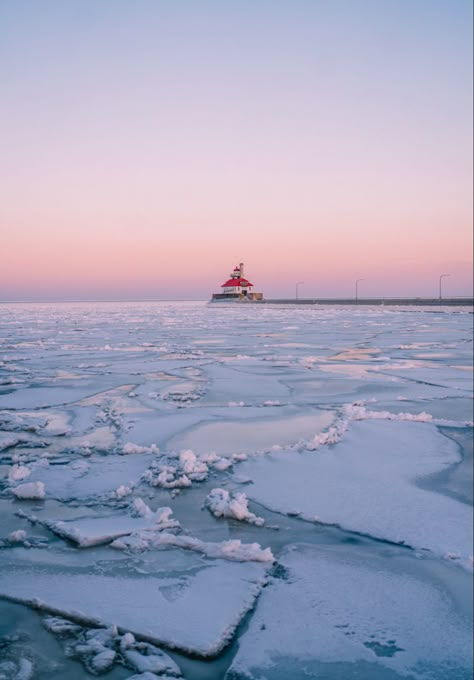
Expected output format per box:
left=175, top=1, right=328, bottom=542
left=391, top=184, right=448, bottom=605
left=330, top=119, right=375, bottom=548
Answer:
left=0, top=301, right=472, bottom=678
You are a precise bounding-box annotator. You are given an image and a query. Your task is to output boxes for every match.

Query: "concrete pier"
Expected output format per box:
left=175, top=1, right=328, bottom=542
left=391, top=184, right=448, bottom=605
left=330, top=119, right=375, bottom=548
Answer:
left=263, top=297, right=473, bottom=307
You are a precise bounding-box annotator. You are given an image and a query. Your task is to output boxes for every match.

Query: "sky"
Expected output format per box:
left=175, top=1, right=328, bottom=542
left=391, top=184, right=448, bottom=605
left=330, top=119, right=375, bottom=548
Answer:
left=1, top=0, right=472, bottom=300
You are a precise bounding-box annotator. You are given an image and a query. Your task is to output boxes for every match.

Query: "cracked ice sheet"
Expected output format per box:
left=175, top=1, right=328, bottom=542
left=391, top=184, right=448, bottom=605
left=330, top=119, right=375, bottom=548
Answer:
left=0, top=546, right=268, bottom=658
left=372, top=363, right=473, bottom=392
left=0, top=375, right=134, bottom=409
left=0, top=410, right=72, bottom=436
left=37, top=509, right=178, bottom=547
left=226, top=543, right=473, bottom=680
left=18, top=453, right=153, bottom=502
left=168, top=410, right=334, bottom=455
left=235, top=420, right=473, bottom=563
left=124, top=410, right=210, bottom=448
left=198, top=364, right=291, bottom=404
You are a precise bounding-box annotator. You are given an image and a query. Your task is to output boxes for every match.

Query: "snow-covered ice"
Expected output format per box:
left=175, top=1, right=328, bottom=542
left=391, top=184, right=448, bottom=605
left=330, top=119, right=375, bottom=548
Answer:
left=0, top=301, right=472, bottom=679
left=235, top=418, right=473, bottom=563
left=226, top=543, right=473, bottom=680
left=33, top=504, right=179, bottom=547
left=0, top=545, right=269, bottom=657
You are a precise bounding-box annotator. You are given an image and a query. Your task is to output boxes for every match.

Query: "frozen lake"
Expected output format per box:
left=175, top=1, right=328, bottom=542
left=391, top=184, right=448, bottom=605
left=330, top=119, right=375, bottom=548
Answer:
left=0, top=301, right=472, bottom=679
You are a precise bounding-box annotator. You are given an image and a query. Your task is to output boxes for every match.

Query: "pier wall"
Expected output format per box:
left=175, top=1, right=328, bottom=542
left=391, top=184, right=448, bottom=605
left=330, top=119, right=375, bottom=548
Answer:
left=262, top=298, right=473, bottom=307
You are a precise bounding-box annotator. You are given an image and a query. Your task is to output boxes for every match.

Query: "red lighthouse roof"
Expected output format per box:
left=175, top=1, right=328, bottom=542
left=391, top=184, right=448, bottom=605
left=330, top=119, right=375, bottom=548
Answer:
left=221, top=277, right=253, bottom=288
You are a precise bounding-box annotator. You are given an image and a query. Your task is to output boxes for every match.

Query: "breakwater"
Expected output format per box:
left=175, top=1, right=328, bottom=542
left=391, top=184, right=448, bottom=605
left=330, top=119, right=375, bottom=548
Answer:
left=263, top=297, right=473, bottom=307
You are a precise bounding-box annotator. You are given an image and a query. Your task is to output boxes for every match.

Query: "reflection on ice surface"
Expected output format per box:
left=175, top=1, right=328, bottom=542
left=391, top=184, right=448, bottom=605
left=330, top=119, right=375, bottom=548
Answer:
left=0, top=301, right=472, bottom=679
left=168, top=410, right=334, bottom=455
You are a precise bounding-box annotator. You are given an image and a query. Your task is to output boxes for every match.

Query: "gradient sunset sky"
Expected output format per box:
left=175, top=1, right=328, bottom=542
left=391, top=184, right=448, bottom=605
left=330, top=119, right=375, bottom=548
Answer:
left=1, top=0, right=472, bottom=300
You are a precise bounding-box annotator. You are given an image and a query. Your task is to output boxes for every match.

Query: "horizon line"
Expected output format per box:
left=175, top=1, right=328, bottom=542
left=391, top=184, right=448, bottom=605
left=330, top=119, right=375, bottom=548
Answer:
left=1, top=295, right=473, bottom=305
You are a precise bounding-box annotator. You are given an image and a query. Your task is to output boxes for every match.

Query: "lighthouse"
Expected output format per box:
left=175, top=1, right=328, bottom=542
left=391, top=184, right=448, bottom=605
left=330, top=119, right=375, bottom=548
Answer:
left=210, top=263, right=264, bottom=302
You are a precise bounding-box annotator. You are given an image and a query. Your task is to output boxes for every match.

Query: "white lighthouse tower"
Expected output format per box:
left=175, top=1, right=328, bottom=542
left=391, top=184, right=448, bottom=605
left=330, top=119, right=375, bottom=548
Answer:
left=211, top=263, right=263, bottom=302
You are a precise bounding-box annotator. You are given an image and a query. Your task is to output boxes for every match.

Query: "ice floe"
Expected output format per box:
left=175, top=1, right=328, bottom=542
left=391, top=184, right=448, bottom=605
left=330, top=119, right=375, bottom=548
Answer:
left=226, top=543, right=473, bottom=679
left=12, top=453, right=153, bottom=502
left=0, top=546, right=270, bottom=657
left=236, top=419, right=473, bottom=564
left=33, top=504, right=179, bottom=547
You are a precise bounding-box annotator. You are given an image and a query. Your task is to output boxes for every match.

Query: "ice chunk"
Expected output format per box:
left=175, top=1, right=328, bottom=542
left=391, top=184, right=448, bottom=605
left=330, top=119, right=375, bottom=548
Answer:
left=111, top=531, right=274, bottom=562
left=15, top=658, right=34, bottom=680
left=129, top=497, right=153, bottom=518
left=122, top=442, right=159, bottom=455
left=11, top=481, right=45, bottom=500
left=212, top=458, right=233, bottom=471
left=125, top=673, right=178, bottom=680
left=37, top=507, right=179, bottom=548
left=7, top=529, right=27, bottom=543
left=205, top=488, right=264, bottom=526
left=67, top=626, right=118, bottom=674
left=345, top=402, right=433, bottom=422
left=42, top=615, right=83, bottom=637
left=122, top=641, right=181, bottom=675
left=179, top=449, right=208, bottom=477
left=88, top=647, right=116, bottom=673
left=115, top=484, right=132, bottom=499
left=8, top=465, right=31, bottom=483
left=0, top=433, right=25, bottom=451
left=142, top=451, right=209, bottom=488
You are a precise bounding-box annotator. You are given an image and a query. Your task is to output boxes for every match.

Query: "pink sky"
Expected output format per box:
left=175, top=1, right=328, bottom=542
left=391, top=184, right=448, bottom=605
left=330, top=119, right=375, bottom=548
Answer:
left=1, top=1, right=472, bottom=300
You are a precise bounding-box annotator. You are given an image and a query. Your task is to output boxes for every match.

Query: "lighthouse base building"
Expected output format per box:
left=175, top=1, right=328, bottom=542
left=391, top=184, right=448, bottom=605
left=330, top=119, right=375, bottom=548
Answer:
left=211, top=263, right=264, bottom=302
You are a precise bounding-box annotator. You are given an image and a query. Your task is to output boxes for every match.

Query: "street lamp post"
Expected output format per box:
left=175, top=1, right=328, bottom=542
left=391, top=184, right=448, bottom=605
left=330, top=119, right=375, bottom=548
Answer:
left=355, top=278, right=365, bottom=301
left=296, top=281, right=304, bottom=300
left=439, top=274, right=451, bottom=300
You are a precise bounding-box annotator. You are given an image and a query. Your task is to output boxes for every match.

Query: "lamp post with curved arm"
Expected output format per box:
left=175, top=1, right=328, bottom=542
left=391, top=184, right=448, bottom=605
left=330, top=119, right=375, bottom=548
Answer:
left=295, top=281, right=304, bottom=300
left=355, top=278, right=365, bottom=301
left=439, top=274, right=451, bottom=300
